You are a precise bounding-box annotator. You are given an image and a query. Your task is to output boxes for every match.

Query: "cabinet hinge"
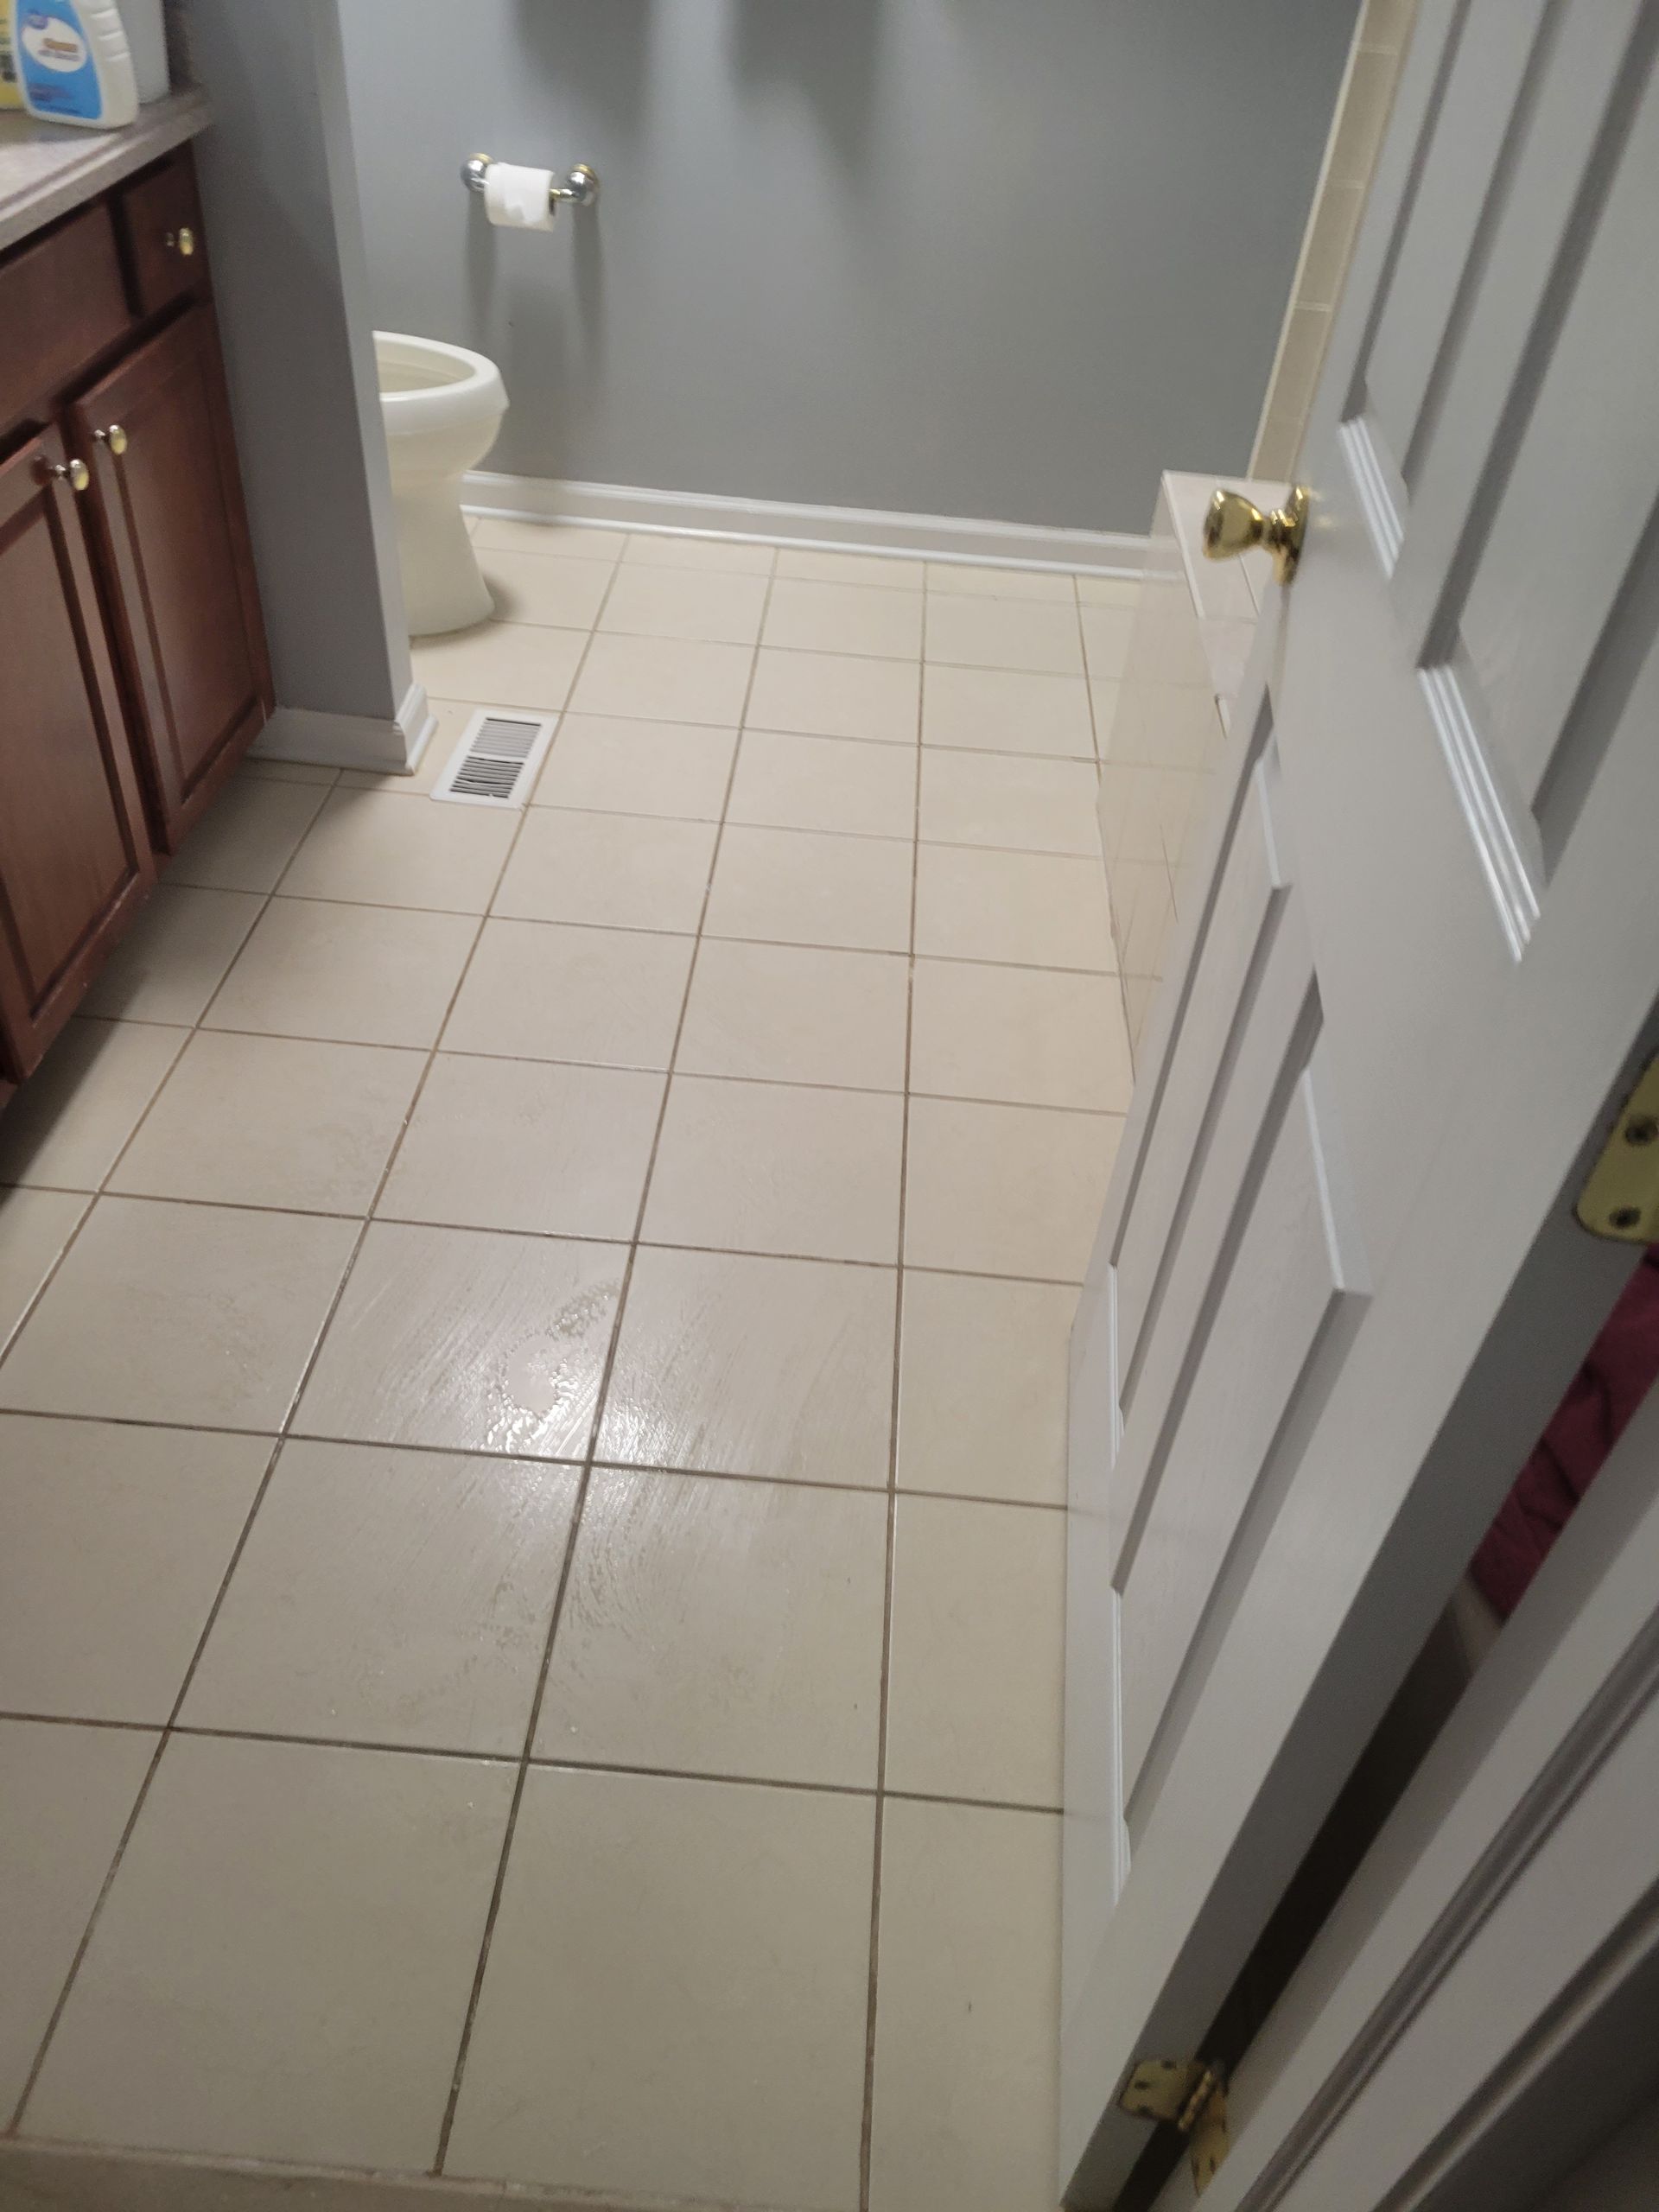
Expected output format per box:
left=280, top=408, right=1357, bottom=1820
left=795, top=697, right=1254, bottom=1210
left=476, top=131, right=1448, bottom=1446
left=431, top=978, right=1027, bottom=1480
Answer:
left=1577, top=1056, right=1659, bottom=1243
left=1119, top=2057, right=1230, bottom=2196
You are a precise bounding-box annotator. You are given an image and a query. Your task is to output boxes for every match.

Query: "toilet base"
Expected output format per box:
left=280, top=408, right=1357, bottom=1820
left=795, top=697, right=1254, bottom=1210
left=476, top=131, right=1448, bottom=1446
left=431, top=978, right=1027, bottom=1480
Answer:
left=392, top=477, right=494, bottom=636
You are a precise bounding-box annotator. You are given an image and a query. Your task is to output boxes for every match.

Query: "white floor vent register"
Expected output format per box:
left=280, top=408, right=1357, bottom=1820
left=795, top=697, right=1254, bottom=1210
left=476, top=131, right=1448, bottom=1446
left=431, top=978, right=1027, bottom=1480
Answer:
left=429, top=709, right=556, bottom=807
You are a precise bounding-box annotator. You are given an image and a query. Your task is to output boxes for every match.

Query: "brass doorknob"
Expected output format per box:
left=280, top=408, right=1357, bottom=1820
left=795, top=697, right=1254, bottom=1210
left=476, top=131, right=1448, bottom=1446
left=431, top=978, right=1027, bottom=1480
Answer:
left=166, top=225, right=196, bottom=256
left=95, top=424, right=129, bottom=456
left=40, top=455, right=90, bottom=493
left=1203, top=485, right=1310, bottom=585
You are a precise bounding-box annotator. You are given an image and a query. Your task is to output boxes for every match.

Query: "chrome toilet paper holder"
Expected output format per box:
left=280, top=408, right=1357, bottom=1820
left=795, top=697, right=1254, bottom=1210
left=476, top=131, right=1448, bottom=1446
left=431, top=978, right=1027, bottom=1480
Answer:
left=461, top=153, right=601, bottom=210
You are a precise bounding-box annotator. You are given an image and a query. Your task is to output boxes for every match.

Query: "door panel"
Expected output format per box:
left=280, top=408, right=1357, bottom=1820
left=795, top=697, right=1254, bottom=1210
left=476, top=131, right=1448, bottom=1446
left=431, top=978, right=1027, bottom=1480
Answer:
left=1113, top=759, right=1285, bottom=1395
left=1061, top=2, right=1659, bottom=2200
left=0, top=433, right=155, bottom=1079
left=73, top=303, right=272, bottom=849
left=1119, top=1050, right=1365, bottom=1805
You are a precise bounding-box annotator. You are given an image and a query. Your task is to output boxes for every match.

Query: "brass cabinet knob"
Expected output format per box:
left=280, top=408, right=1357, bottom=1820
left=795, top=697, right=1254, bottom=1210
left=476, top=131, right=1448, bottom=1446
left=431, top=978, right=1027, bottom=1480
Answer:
left=166, top=224, right=196, bottom=257
left=40, top=455, right=90, bottom=493
left=94, top=424, right=130, bottom=456
left=1203, top=485, right=1311, bottom=585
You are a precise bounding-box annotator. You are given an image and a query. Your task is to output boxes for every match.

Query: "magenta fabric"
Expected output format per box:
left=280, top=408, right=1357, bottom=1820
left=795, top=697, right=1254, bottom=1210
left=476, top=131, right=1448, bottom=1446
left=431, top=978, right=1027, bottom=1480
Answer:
left=1471, top=1249, right=1659, bottom=1618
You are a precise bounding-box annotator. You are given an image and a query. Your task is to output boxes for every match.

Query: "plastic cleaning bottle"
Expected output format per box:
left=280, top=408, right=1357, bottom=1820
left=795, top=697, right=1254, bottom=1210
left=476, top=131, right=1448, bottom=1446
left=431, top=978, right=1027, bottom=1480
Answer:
left=12, top=0, right=138, bottom=129
left=0, top=4, right=23, bottom=105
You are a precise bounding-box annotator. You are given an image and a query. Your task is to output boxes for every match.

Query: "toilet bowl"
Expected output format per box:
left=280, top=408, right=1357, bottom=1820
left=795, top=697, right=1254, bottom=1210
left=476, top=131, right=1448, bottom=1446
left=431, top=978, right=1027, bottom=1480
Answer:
left=375, top=331, right=507, bottom=637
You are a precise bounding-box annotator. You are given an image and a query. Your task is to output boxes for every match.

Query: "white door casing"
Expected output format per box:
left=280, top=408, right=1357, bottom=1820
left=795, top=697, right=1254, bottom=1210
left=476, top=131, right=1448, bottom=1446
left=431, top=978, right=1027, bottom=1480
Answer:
left=1061, top=2, right=1659, bottom=2202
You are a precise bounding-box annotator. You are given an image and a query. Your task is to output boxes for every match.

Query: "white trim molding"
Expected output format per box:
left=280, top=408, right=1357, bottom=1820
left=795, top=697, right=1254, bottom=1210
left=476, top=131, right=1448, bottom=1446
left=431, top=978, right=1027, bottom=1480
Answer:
left=250, top=680, right=436, bottom=775
left=463, top=470, right=1147, bottom=579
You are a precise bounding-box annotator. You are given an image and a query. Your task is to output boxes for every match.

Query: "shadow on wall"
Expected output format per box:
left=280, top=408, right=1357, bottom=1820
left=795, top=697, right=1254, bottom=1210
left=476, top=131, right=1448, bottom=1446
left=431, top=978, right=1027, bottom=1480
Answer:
left=725, top=0, right=884, bottom=170
left=512, top=0, right=654, bottom=126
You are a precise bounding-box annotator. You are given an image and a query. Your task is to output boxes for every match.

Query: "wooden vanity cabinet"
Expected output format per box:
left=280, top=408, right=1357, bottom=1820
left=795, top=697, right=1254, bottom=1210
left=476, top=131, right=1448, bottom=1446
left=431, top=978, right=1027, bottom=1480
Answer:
left=71, top=303, right=272, bottom=849
left=0, top=429, right=156, bottom=1077
left=0, top=143, right=271, bottom=1096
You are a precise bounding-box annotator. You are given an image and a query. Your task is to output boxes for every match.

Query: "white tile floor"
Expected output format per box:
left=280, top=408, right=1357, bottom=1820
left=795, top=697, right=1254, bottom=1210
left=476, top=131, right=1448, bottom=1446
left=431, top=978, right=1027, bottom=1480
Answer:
left=0, top=521, right=1136, bottom=2212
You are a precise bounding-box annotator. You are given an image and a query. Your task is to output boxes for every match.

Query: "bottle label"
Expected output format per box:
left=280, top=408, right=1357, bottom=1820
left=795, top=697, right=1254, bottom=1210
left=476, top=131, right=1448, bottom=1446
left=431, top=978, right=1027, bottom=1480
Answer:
left=18, top=4, right=102, bottom=118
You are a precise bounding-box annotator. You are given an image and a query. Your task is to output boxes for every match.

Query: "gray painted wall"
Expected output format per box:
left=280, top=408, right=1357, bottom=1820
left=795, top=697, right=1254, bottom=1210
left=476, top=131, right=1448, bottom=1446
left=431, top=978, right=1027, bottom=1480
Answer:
left=190, top=0, right=410, bottom=723
left=340, top=0, right=1357, bottom=536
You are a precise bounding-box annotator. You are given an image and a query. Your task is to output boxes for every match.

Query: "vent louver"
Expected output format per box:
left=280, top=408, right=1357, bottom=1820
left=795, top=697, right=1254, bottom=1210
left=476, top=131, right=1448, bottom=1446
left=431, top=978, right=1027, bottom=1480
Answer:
left=430, top=710, right=556, bottom=809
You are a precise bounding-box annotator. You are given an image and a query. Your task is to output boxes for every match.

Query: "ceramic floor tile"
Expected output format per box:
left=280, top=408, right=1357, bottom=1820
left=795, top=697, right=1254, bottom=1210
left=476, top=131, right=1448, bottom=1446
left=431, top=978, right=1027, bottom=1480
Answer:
left=340, top=696, right=486, bottom=797
left=775, top=547, right=923, bottom=589
left=727, top=728, right=918, bottom=839
left=567, top=633, right=753, bottom=727
left=705, top=824, right=912, bottom=953
left=109, top=1033, right=424, bottom=1214
left=920, top=750, right=1101, bottom=857
left=910, top=959, right=1132, bottom=1110
left=597, top=1246, right=896, bottom=1486
left=0, top=1189, right=88, bottom=1356
left=678, top=939, right=909, bottom=1090
left=762, top=577, right=924, bottom=660
left=295, top=1222, right=623, bottom=1460
left=79, top=885, right=264, bottom=1027
left=1081, top=601, right=1135, bottom=681
left=924, top=562, right=1076, bottom=602
left=475, top=547, right=613, bottom=630
left=914, top=846, right=1114, bottom=971
left=869, top=1799, right=1060, bottom=2212
left=620, top=531, right=774, bottom=574
left=0, top=1198, right=358, bottom=1431
left=277, top=790, right=518, bottom=914
left=493, top=809, right=715, bottom=933
left=27, top=1735, right=514, bottom=2171
left=531, top=714, right=735, bottom=821
left=904, top=1098, right=1119, bottom=1281
left=747, top=645, right=920, bottom=745
left=1091, top=677, right=1121, bottom=754
left=0, top=1719, right=158, bottom=2116
left=1077, top=573, right=1142, bottom=606
left=925, top=594, right=1084, bottom=676
left=410, top=620, right=585, bottom=715
left=442, top=918, right=693, bottom=1070
left=537, top=1468, right=887, bottom=1786
left=444, top=1769, right=873, bottom=2209
left=473, top=518, right=623, bottom=561
left=896, top=1274, right=1074, bottom=1506
left=378, top=1054, right=663, bottom=1240
left=203, top=899, right=479, bottom=1050
left=921, top=664, right=1095, bottom=759
left=598, top=565, right=769, bottom=646
left=182, top=1442, right=579, bottom=1755
left=240, top=756, right=340, bottom=786
left=168, top=778, right=329, bottom=894
left=0, top=1417, right=267, bottom=1724
left=886, top=1493, right=1065, bottom=1807
left=0, top=1020, right=184, bottom=1192
left=645, top=1075, right=904, bottom=1263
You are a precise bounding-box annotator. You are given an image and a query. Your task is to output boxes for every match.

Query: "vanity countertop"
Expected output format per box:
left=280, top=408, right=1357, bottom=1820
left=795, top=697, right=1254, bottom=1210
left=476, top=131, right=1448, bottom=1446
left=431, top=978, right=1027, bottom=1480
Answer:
left=0, top=86, right=210, bottom=255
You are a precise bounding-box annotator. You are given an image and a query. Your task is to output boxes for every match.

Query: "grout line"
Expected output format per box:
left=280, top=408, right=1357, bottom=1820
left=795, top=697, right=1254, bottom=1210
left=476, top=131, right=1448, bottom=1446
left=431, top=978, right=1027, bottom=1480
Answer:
left=0, top=1408, right=1069, bottom=1510
left=857, top=597, right=926, bottom=2212
left=429, top=549, right=771, bottom=2177
left=0, top=1711, right=1065, bottom=1821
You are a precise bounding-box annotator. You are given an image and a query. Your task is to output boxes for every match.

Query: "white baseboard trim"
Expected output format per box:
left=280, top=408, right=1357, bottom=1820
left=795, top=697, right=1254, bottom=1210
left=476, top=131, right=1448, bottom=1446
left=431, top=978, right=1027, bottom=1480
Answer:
left=463, top=470, right=1147, bottom=577
left=251, top=681, right=435, bottom=774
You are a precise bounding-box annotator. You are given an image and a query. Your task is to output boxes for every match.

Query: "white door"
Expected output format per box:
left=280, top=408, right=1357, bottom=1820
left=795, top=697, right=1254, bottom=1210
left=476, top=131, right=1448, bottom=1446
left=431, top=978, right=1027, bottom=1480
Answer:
left=1062, top=3, right=1659, bottom=2201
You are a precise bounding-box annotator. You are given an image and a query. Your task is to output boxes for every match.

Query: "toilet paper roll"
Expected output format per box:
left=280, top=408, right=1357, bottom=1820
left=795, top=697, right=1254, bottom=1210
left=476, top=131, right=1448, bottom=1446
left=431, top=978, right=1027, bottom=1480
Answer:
left=483, top=162, right=558, bottom=232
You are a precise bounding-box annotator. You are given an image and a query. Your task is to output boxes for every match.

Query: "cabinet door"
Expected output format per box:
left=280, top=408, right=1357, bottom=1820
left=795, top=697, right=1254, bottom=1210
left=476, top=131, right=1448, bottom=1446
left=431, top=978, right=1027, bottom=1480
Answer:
left=72, top=303, right=273, bottom=851
left=0, top=430, right=156, bottom=1083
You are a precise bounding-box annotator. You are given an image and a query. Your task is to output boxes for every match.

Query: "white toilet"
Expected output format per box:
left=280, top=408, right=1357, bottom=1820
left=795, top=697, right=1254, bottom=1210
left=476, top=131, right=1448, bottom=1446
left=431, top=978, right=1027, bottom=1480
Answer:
left=374, top=331, right=507, bottom=636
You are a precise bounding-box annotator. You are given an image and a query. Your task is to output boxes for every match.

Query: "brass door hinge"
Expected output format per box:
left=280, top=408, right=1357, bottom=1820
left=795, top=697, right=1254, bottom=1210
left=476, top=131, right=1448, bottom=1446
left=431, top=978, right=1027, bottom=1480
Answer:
left=1577, top=1057, right=1659, bottom=1243
left=1119, top=2057, right=1230, bottom=2195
